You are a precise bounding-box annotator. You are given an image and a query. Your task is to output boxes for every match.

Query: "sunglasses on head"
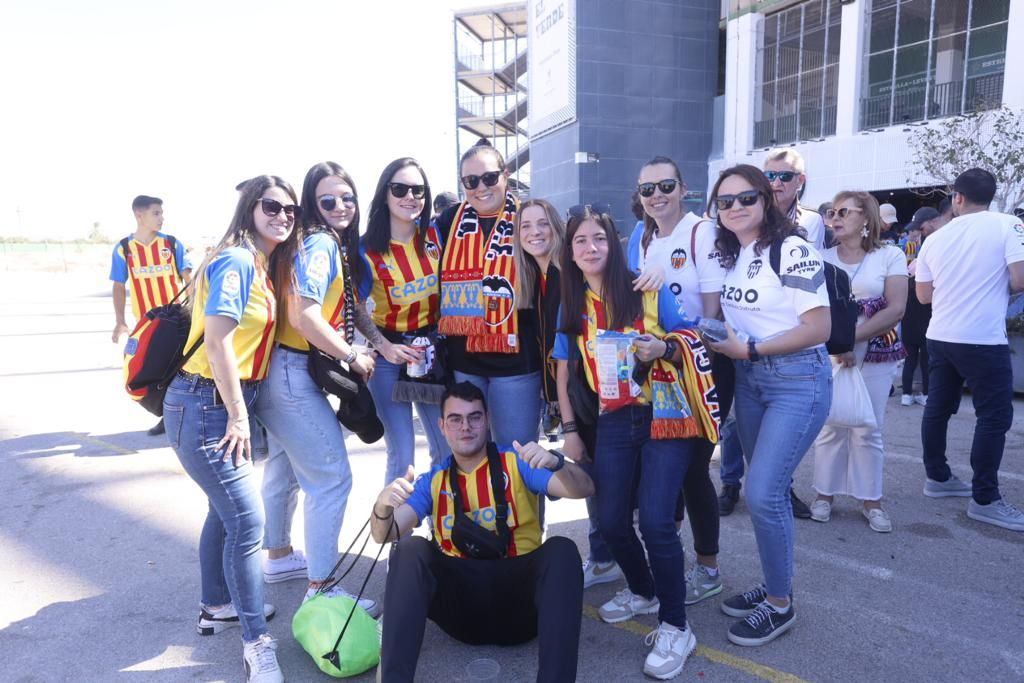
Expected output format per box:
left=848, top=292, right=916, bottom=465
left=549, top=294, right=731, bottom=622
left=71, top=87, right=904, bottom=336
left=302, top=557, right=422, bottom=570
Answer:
left=637, top=179, right=680, bottom=198
left=318, top=193, right=356, bottom=213
left=824, top=207, right=863, bottom=220
left=710, top=190, right=761, bottom=217
left=460, top=171, right=503, bottom=190
left=256, top=198, right=299, bottom=219
left=764, top=170, right=798, bottom=183
left=566, top=202, right=612, bottom=220
left=388, top=182, right=426, bottom=199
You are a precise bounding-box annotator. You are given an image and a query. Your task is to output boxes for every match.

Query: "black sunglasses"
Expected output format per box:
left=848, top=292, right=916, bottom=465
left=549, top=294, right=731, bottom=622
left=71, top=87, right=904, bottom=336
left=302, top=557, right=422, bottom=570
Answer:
left=388, top=183, right=426, bottom=199
left=460, top=171, right=503, bottom=190
left=318, top=193, right=356, bottom=213
left=710, top=190, right=761, bottom=217
left=256, top=198, right=299, bottom=219
left=566, top=203, right=612, bottom=220
left=637, top=179, right=680, bottom=198
left=764, top=170, right=798, bottom=183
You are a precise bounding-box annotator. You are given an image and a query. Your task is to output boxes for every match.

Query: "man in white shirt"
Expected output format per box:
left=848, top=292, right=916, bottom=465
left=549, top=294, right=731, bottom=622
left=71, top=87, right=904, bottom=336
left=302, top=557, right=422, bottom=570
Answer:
left=763, top=149, right=825, bottom=252
left=915, top=168, right=1024, bottom=532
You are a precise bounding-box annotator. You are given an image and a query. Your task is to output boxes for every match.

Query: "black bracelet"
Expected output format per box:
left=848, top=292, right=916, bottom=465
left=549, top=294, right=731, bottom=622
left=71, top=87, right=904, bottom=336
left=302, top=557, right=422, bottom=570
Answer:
left=372, top=506, right=393, bottom=521
left=661, top=339, right=678, bottom=361
left=562, top=421, right=578, bottom=434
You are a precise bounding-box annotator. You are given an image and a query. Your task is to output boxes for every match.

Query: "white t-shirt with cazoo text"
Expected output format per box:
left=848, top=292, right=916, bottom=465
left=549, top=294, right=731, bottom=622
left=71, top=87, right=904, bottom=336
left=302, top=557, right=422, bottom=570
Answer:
left=915, top=210, right=1024, bottom=345
left=721, top=235, right=830, bottom=341
left=632, top=213, right=725, bottom=319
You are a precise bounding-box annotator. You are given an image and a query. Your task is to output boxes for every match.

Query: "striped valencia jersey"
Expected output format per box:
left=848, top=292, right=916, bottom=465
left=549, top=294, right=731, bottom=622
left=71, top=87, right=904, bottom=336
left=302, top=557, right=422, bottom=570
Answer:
left=276, top=231, right=349, bottom=351
left=110, top=233, right=193, bottom=319
left=551, top=286, right=691, bottom=402
left=182, top=247, right=277, bottom=381
left=358, top=225, right=442, bottom=332
left=406, top=447, right=553, bottom=558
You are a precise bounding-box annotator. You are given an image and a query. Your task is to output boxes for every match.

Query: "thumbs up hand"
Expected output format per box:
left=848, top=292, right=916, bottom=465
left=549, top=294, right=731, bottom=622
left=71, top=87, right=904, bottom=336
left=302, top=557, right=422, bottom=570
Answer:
left=376, top=465, right=418, bottom=513
left=513, top=440, right=557, bottom=471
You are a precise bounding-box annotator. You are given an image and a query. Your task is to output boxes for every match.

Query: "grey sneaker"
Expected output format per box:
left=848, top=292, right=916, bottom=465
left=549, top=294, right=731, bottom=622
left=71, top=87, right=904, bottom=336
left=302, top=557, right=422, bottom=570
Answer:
left=643, top=622, right=696, bottom=680
left=967, top=499, right=1024, bottom=532
left=598, top=588, right=660, bottom=623
left=923, top=474, right=972, bottom=498
left=684, top=564, right=723, bottom=606
left=583, top=559, right=624, bottom=588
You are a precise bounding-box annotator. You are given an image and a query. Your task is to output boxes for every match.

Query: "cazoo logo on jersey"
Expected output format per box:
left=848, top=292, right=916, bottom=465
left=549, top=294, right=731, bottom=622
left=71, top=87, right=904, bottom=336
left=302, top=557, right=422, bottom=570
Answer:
left=722, top=284, right=759, bottom=304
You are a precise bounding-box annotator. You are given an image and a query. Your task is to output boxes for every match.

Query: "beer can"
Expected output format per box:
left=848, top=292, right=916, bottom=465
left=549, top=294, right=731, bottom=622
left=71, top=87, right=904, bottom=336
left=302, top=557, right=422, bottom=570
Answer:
left=407, top=336, right=432, bottom=378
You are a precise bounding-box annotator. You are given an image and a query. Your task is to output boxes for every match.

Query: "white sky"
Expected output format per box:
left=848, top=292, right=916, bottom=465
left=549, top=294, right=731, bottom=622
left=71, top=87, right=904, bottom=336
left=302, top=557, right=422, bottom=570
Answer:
left=0, top=0, right=490, bottom=243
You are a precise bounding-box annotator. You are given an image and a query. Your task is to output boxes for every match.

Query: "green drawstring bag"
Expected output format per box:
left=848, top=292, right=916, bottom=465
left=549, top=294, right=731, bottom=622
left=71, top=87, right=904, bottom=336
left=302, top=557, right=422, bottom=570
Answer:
left=291, top=517, right=390, bottom=678
left=292, top=593, right=380, bottom=678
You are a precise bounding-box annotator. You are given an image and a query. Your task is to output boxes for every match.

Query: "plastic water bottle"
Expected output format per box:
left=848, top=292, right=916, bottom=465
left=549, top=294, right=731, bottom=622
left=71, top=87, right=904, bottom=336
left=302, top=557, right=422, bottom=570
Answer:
left=697, top=317, right=748, bottom=343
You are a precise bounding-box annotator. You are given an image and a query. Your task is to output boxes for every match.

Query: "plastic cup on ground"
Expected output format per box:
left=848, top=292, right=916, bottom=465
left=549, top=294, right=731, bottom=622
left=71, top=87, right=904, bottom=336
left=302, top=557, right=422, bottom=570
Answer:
left=466, top=658, right=501, bottom=681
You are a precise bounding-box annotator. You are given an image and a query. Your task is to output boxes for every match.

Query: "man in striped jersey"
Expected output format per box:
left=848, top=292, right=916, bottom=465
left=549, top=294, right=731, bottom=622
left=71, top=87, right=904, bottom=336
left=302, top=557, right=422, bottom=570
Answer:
left=370, top=382, right=594, bottom=683
left=110, top=195, right=193, bottom=435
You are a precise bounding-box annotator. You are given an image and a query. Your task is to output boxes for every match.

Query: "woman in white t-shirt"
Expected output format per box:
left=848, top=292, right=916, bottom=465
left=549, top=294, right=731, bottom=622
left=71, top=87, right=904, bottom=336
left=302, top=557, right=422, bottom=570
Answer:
left=813, top=192, right=907, bottom=532
left=703, top=164, right=832, bottom=648
left=626, top=155, right=729, bottom=606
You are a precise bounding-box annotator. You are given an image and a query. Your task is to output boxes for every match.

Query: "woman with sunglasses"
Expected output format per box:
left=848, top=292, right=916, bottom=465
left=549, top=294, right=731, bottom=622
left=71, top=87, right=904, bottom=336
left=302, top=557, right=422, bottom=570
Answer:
left=811, top=192, right=907, bottom=533
left=356, top=157, right=447, bottom=483
left=162, top=176, right=300, bottom=683
left=435, top=143, right=542, bottom=446
left=704, top=164, right=831, bottom=648
left=553, top=205, right=715, bottom=679
left=628, top=155, right=730, bottom=609
left=253, top=161, right=380, bottom=615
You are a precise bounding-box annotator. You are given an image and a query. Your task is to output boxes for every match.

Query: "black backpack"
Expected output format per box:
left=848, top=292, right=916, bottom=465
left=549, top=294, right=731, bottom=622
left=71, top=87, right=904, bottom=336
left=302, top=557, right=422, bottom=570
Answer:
left=769, top=240, right=857, bottom=355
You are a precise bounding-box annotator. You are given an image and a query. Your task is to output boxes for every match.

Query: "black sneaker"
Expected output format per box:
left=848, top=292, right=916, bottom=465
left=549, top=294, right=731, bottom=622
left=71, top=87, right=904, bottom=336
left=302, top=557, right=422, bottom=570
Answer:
left=790, top=489, right=812, bottom=519
left=721, top=584, right=767, bottom=618
left=727, top=600, right=795, bottom=646
left=197, top=603, right=276, bottom=636
left=148, top=418, right=166, bottom=436
left=718, top=484, right=740, bottom=516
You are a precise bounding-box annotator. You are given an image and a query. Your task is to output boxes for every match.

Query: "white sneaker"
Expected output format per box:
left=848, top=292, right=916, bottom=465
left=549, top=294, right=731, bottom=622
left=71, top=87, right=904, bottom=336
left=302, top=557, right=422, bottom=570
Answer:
left=914, top=394, right=928, bottom=406
left=900, top=394, right=913, bottom=406
left=264, top=549, right=307, bottom=584
left=810, top=499, right=831, bottom=523
left=643, top=622, right=696, bottom=680
left=197, top=602, right=276, bottom=636
left=862, top=507, right=892, bottom=533
left=598, top=588, right=660, bottom=624
left=242, top=633, right=284, bottom=683
left=583, top=559, right=624, bottom=588
left=305, top=584, right=382, bottom=618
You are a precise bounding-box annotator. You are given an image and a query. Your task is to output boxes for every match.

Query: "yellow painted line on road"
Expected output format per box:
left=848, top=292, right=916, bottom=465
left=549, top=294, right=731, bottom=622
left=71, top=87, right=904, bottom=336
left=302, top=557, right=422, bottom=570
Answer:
left=82, top=435, right=135, bottom=455
left=582, top=606, right=810, bottom=683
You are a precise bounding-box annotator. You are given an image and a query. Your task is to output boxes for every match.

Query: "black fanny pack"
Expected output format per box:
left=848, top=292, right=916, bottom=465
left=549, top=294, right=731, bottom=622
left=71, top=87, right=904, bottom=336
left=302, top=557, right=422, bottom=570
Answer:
left=447, top=444, right=510, bottom=560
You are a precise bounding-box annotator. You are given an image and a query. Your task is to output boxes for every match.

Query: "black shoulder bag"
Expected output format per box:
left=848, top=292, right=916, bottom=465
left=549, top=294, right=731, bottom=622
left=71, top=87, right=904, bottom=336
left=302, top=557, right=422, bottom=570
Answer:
left=447, top=444, right=511, bottom=560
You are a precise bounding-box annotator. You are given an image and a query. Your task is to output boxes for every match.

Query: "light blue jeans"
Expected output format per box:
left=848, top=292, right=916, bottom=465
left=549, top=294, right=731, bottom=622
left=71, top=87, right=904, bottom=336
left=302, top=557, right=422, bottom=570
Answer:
left=163, top=374, right=267, bottom=641
left=454, top=370, right=542, bottom=446
left=367, top=355, right=447, bottom=484
left=733, top=346, right=831, bottom=599
left=254, top=347, right=353, bottom=582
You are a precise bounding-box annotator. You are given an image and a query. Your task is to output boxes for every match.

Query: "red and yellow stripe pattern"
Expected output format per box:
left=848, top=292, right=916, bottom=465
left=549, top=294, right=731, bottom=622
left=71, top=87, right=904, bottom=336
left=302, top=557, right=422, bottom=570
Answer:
left=119, top=236, right=183, bottom=319
left=364, top=226, right=441, bottom=332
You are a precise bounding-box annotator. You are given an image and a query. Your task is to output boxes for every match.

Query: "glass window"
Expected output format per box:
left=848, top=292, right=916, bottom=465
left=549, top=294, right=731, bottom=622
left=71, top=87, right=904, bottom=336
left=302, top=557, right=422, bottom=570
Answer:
left=932, top=1, right=968, bottom=39
left=971, top=0, right=1009, bottom=29
left=898, top=0, right=932, bottom=47
left=869, top=4, right=897, bottom=53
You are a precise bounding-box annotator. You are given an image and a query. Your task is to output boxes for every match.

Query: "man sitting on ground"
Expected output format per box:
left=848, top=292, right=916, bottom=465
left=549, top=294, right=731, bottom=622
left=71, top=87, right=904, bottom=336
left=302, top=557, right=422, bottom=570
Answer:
left=371, top=381, right=594, bottom=682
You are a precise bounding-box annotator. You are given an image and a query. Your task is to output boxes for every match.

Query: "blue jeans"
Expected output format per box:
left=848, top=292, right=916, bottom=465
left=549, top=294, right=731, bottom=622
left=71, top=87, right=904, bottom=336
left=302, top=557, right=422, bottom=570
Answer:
left=454, top=370, right=542, bottom=446
left=922, top=340, right=1013, bottom=505
left=733, top=346, right=831, bottom=599
left=368, top=355, right=447, bottom=484
left=593, top=405, right=693, bottom=629
left=163, top=374, right=267, bottom=641
left=254, top=347, right=354, bottom=581
left=718, top=415, right=745, bottom=486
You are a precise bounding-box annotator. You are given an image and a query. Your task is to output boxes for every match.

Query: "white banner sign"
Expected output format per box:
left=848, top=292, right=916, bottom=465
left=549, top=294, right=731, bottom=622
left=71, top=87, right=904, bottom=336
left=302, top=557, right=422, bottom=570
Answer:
left=528, top=0, right=576, bottom=138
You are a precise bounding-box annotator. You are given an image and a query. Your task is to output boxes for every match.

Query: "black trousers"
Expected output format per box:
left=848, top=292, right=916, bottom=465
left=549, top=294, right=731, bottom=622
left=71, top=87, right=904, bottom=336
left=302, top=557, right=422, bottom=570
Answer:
left=902, top=341, right=929, bottom=395
left=380, top=535, right=583, bottom=683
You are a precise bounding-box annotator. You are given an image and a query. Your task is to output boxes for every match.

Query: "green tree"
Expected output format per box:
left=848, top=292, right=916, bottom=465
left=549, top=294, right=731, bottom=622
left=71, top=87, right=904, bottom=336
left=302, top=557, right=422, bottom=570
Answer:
left=907, top=106, right=1024, bottom=213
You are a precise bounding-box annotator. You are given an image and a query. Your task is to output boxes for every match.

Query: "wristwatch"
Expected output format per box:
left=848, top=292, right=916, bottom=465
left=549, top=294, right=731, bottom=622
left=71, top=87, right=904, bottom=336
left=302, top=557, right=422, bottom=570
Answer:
left=547, top=450, right=566, bottom=472
left=747, top=339, right=760, bottom=362
left=661, top=339, right=678, bottom=361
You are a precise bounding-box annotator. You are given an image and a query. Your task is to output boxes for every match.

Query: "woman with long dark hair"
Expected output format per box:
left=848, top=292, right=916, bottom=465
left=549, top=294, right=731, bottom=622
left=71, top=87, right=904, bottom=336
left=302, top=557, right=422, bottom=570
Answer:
left=163, top=175, right=300, bottom=683
left=553, top=206, right=717, bottom=679
left=356, top=157, right=447, bottom=482
left=704, top=164, right=831, bottom=647
left=628, top=155, right=729, bottom=607
left=254, top=161, right=380, bottom=615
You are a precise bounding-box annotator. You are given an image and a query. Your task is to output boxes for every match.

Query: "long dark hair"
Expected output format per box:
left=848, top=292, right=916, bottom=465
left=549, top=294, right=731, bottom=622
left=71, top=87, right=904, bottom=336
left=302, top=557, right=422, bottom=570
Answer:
left=709, top=164, right=805, bottom=270
left=638, top=155, right=685, bottom=252
left=190, top=175, right=300, bottom=315
left=300, top=161, right=364, bottom=287
left=559, top=207, right=643, bottom=335
left=364, top=157, right=433, bottom=256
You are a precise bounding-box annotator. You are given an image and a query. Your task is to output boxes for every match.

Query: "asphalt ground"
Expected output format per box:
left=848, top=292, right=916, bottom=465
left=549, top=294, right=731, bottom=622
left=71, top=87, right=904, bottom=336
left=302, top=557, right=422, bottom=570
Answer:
left=1, top=271, right=1022, bottom=682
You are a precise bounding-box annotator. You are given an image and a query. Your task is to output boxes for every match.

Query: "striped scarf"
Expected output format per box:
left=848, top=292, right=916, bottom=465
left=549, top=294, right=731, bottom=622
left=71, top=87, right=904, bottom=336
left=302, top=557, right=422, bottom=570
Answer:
left=439, top=193, right=519, bottom=353
left=859, top=296, right=907, bottom=363
left=649, top=330, right=721, bottom=442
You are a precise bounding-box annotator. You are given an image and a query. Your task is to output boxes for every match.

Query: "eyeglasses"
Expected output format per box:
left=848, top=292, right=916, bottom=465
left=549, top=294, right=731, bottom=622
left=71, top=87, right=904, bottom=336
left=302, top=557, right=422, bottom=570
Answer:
left=460, top=171, right=503, bottom=190
left=388, top=183, right=426, bottom=199
left=763, top=170, right=798, bottom=183
left=824, top=207, right=864, bottom=220
left=709, top=190, right=761, bottom=217
left=566, top=203, right=612, bottom=220
left=444, top=411, right=486, bottom=429
left=318, top=194, right=357, bottom=212
left=637, top=179, right=680, bottom=198
left=256, top=198, right=299, bottom=219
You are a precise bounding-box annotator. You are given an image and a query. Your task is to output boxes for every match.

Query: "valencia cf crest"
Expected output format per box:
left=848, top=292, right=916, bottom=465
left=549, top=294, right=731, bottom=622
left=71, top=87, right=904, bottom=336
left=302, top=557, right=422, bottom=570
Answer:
left=425, top=241, right=440, bottom=261
left=747, top=259, right=763, bottom=279
left=482, top=275, right=513, bottom=300
left=159, top=247, right=172, bottom=260
left=670, top=248, right=687, bottom=270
